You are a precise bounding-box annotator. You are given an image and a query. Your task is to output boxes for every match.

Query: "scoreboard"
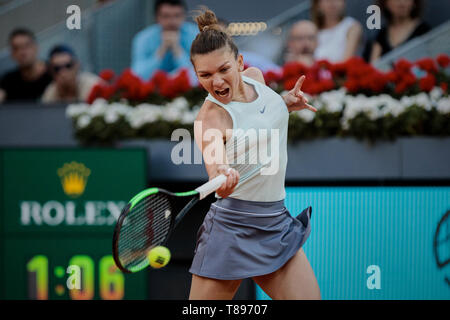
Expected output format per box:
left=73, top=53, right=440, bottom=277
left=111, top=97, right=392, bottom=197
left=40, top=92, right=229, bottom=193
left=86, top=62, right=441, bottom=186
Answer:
left=0, top=149, right=148, bottom=300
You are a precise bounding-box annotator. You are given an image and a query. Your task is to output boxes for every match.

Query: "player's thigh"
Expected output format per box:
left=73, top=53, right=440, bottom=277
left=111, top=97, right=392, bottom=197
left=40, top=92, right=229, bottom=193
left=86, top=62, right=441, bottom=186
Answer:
left=252, top=248, right=321, bottom=300
left=189, top=274, right=242, bottom=300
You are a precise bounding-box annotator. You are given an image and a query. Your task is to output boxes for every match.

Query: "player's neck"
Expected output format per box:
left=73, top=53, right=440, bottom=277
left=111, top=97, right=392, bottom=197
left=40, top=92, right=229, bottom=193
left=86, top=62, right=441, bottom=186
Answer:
left=232, top=77, right=257, bottom=103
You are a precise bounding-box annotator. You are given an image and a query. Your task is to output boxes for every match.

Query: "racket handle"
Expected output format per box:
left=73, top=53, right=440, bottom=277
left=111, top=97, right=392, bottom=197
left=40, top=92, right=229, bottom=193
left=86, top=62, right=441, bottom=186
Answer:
left=195, top=174, right=227, bottom=200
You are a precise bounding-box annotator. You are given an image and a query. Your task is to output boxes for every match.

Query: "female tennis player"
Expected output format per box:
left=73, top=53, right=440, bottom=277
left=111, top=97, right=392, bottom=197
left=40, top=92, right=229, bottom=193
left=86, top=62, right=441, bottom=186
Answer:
left=188, top=8, right=321, bottom=300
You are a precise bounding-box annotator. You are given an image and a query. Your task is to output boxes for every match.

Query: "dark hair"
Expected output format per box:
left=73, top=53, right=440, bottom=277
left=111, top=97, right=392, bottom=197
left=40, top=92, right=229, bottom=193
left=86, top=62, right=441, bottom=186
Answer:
left=154, top=0, right=187, bottom=15
left=48, top=44, right=77, bottom=60
left=378, top=0, right=424, bottom=22
left=8, top=28, right=36, bottom=44
left=190, top=8, right=238, bottom=61
left=311, top=0, right=345, bottom=29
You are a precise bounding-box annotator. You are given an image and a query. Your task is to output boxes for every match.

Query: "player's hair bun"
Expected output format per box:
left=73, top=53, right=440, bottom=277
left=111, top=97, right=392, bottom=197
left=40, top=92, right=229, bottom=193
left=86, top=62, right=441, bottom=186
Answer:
left=190, top=7, right=238, bottom=59
left=194, top=7, right=223, bottom=33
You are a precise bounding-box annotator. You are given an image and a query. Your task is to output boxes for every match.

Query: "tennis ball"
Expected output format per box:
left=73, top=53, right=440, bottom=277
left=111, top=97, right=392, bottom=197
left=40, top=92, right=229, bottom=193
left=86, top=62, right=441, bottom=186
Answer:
left=147, top=246, right=171, bottom=269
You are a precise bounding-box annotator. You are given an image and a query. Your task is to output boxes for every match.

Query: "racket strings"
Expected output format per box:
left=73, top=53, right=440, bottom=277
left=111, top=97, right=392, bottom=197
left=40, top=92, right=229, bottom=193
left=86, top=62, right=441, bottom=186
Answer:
left=231, top=160, right=272, bottom=185
left=226, top=132, right=274, bottom=184
left=118, top=193, right=173, bottom=271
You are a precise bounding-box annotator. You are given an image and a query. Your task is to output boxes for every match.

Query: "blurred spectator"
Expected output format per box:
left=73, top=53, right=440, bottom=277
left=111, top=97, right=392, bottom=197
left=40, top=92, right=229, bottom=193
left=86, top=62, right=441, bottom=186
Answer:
left=283, top=20, right=319, bottom=67
left=311, top=0, right=363, bottom=62
left=131, top=0, right=198, bottom=81
left=41, top=45, right=101, bottom=103
left=0, top=28, right=52, bottom=103
left=368, top=0, right=431, bottom=63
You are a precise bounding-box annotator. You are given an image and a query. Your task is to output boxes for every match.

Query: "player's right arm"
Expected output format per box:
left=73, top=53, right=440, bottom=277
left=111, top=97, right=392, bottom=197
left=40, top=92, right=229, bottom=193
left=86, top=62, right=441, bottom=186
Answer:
left=194, top=100, right=239, bottom=198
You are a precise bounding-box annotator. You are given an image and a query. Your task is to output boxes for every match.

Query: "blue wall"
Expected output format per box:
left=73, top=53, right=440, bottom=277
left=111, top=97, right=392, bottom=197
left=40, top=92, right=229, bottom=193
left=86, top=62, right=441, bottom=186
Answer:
left=256, top=187, right=450, bottom=300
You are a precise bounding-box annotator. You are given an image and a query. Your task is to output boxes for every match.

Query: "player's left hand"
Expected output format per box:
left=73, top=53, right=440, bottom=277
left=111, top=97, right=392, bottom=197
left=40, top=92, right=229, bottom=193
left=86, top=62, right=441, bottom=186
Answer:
left=283, top=75, right=317, bottom=113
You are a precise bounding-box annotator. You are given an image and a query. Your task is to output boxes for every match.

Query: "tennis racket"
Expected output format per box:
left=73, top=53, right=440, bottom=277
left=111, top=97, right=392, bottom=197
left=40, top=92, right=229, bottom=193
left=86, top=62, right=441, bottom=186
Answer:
left=112, top=159, right=272, bottom=273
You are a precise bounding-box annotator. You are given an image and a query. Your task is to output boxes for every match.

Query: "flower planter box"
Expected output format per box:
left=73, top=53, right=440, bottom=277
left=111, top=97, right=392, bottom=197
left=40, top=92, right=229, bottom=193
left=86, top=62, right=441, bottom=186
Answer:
left=1, top=104, right=449, bottom=182
left=118, top=137, right=450, bottom=183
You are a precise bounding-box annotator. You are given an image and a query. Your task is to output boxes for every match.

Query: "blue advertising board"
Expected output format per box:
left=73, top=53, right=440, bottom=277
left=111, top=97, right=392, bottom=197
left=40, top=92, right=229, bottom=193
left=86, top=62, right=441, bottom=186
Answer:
left=256, top=187, right=450, bottom=300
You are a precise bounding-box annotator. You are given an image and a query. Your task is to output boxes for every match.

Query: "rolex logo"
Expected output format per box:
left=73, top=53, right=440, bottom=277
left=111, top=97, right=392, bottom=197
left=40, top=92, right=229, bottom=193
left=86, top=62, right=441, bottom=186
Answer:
left=57, top=161, right=91, bottom=198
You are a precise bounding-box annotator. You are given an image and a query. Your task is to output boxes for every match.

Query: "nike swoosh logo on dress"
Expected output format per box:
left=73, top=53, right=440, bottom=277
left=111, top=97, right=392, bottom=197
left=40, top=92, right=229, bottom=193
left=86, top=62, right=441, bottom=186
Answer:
left=260, top=105, right=266, bottom=114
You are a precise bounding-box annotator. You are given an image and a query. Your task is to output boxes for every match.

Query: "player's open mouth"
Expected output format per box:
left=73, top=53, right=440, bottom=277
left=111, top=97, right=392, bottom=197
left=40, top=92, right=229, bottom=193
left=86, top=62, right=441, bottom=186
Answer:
left=215, top=88, right=229, bottom=97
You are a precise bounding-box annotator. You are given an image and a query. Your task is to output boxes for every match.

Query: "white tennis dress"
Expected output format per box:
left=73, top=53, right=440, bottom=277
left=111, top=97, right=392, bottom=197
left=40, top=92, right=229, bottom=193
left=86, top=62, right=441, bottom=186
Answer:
left=189, top=74, right=312, bottom=281
left=205, top=75, right=289, bottom=202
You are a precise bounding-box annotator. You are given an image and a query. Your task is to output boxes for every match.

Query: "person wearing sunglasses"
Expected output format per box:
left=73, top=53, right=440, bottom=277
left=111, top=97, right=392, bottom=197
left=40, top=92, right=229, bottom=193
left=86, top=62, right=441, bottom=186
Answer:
left=41, top=45, right=102, bottom=103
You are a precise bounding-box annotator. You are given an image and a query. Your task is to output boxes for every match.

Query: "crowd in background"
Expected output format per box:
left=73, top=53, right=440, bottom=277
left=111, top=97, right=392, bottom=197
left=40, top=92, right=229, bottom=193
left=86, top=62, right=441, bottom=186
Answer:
left=0, top=0, right=434, bottom=104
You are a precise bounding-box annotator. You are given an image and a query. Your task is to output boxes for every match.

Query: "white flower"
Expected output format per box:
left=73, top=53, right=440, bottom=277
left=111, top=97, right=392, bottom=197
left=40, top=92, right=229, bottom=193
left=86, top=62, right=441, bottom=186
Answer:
left=104, top=110, right=119, bottom=124
left=108, top=102, right=131, bottom=116
left=66, top=86, right=447, bottom=137
left=77, top=115, right=91, bottom=128
left=296, top=109, right=315, bottom=122
left=430, top=87, right=443, bottom=101
left=66, top=104, right=89, bottom=118
left=125, top=103, right=165, bottom=128
left=90, top=100, right=108, bottom=117
left=319, top=88, right=346, bottom=113
left=436, top=97, right=450, bottom=114
left=163, top=107, right=183, bottom=122
left=169, top=97, right=189, bottom=110
left=413, top=92, right=432, bottom=110
left=181, top=111, right=197, bottom=124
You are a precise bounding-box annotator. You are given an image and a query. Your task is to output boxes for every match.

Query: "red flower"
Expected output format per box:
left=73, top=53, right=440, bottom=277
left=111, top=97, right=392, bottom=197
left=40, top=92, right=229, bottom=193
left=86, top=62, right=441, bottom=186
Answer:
left=282, top=62, right=308, bottom=80
left=152, top=70, right=169, bottom=88
left=319, top=79, right=335, bottom=92
left=87, top=83, right=117, bottom=104
left=115, top=69, right=143, bottom=100
left=344, top=79, right=360, bottom=93
left=283, top=77, right=298, bottom=91
left=172, top=69, right=192, bottom=94
left=99, top=69, right=115, bottom=82
left=330, top=61, right=347, bottom=77
left=139, top=81, right=155, bottom=99
left=436, top=54, right=450, bottom=68
left=103, top=85, right=117, bottom=100
left=264, top=70, right=282, bottom=85
left=373, top=72, right=390, bottom=92
left=419, top=74, right=436, bottom=92
left=397, top=72, right=417, bottom=87
left=394, top=59, right=413, bottom=74
left=159, top=80, right=176, bottom=98
left=386, top=71, right=398, bottom=82
left=440, top=82, right=448, bottom=92
left=87, top=83, right=104, bottom=104
left=395, top=82, right=408, bottom=94
left=316, top=59, right=332, bottom=70
left=416, top=58, right=438, bottom=74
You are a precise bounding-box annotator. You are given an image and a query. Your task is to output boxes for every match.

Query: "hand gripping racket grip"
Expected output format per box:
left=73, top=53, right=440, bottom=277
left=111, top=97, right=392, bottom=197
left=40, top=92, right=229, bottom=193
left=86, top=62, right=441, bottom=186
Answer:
left=195, top=174, right=227, bottom=200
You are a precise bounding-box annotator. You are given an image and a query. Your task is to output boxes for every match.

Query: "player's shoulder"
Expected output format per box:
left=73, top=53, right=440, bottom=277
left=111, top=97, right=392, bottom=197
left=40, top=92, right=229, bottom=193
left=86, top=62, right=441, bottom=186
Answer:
left=242, top=67, right=266, bottom=85
left=198, top=99, right=227, bottom=119
left=196, top=99, right=231, bottom=129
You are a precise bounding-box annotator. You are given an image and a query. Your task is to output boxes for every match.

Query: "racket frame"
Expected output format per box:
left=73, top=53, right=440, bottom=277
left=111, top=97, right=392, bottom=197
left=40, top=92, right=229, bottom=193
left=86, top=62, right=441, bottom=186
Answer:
left=112, top=188, right=200, bottom=273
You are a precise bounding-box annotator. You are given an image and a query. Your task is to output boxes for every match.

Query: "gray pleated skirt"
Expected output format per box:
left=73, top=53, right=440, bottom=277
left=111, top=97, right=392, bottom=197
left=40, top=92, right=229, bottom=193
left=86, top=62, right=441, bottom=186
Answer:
left=189, top=197, right=312, bottom=280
